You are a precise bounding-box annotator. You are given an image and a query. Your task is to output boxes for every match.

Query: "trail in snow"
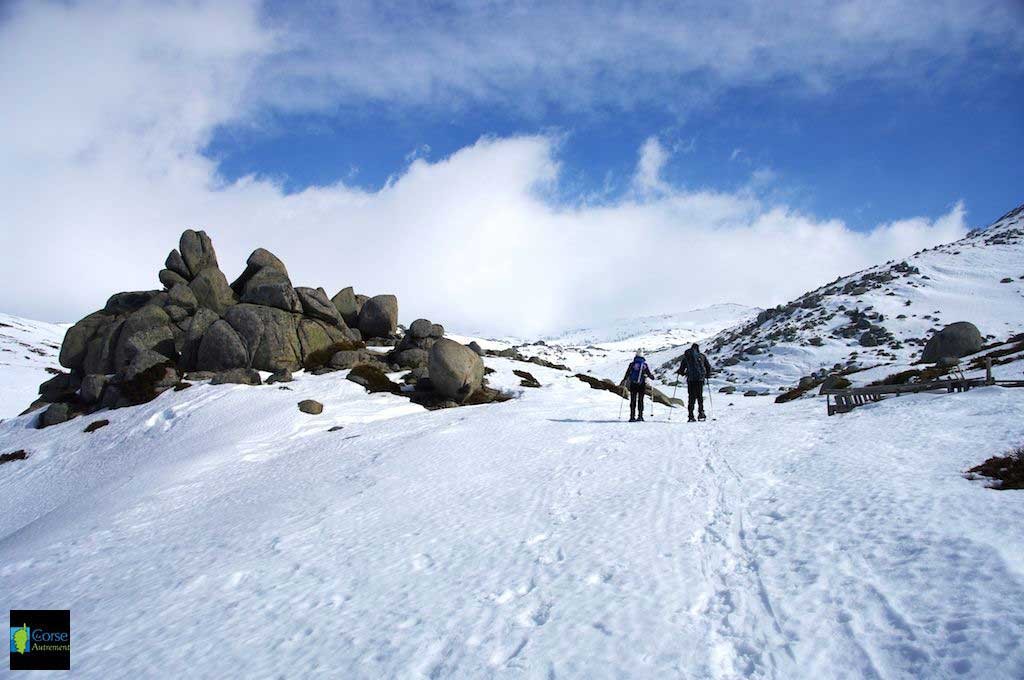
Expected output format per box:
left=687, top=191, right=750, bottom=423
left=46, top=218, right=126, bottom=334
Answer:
left=1, top=357, right=1023, bottom=678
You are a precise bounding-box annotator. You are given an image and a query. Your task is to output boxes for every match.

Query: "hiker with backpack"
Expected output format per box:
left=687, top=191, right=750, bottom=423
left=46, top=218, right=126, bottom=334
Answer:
left=677, top=343, right=712, bottom=422
left=620, top=350, right=655, bottom=422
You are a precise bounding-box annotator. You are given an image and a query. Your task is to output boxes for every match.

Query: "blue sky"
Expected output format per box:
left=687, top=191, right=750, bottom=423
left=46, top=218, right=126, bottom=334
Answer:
left=207, top=68, right=1024, bottom=230
left=2, top=0, right=1023, bottom=332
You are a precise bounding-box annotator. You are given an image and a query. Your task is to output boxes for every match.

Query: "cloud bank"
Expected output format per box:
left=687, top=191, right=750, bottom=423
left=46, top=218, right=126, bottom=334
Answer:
left=0, top=0, right=996, bottom=335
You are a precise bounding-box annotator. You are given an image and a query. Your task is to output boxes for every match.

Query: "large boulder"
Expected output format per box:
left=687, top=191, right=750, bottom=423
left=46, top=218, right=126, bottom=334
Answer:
left=409, top=318, right=434, bottom=339
left=80, top=374, right=109, bottom=404
left=179, top=229, right=219, bottom=277
left=179, top=307, right=219, bottom=371
left=59, top=311, right=114, bottom=370
left=428, top=338, right=484, bottom=402
left=211, top=368, right=262, bottom=386
left=224, top=304, right=302, bottom=372
left=296, top=317, right=354, bottom=369
left=358, top=294, right=398, bottom=339
left=81, top=316, right=124, bottom=375
left=196, top=320, right=248, bottom=371
left=112, top=304, right=175, bottom=371
left=168, top=283, right=198, bottom=312
left=921, top=322, right=984, bottom=363
left=393, top=348, right=428, bottom=369
left=38, top=403, right=72, bottom=429
left=230, top=247, right=290, bottom=296
left=189, top=268, right=236, bottom=315
left=159, top=268, right=189, bottom=290
left=239, top=266, right=301, bottom=313
left=331, top=287, right=360, bottom=327
left=38, top=372, right=80, bottom=402
left=103, top=290, right=161, bottom=315
left=329, top=349, right=375, bottom=369
left=296, top=287, right=344, bottom=326
left=117, top=349, right=179, bottom=405
left=165, top=249, right=190, bottom=280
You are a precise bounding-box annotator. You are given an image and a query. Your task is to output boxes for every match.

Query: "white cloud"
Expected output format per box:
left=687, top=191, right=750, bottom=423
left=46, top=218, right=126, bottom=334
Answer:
left=632, top=137, right=670, bottom=195
left=255, top=0, right=1023, bottom=116
left=0, top=0, right=988, bottom=336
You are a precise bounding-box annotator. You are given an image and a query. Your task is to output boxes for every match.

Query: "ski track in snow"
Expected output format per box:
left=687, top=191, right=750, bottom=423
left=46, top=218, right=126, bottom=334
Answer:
left=1, top=356, right=1023, bottom=678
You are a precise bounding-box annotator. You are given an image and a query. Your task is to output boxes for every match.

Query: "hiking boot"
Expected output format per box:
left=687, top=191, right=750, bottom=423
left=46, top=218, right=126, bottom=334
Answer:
left=688, top=415, right=696, bottom=422
left=637, top=415, right=645, bottom=422
left=628, top=417, right=636, bottom=422
left=698, top=412, right=706, bottom=421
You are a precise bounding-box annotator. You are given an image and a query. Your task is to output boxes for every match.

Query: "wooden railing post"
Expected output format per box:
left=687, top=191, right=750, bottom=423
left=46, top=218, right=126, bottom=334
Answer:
left=986, top=357, right=994, bottom=385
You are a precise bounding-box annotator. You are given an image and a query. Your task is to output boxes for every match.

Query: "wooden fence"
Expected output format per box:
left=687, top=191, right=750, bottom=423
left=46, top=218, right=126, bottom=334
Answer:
left=822, top=358, right=1024, bottom=415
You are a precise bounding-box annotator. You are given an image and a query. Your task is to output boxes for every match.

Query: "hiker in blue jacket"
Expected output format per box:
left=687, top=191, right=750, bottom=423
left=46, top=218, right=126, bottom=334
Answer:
left=621, top=350, right=655, bottom=422
left=677, top=343, right=713, bottom=422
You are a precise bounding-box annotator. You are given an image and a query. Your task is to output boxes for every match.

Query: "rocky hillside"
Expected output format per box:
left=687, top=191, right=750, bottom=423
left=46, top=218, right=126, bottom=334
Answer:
left=667, top=202, right=1024, bottom=394
left=26, top=230, right=503, bottom=430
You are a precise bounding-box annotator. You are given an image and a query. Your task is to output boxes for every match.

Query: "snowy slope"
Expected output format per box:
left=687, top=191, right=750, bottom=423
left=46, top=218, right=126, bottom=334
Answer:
left=504, top=304, right=758, bottom=379
left=545, top=304, right=760, bottom=351
left=1, top=353, right=1023, bottom=678
left=0, top=313, right=67, bottom=420
left=684, top=203, right=1024, bottom=393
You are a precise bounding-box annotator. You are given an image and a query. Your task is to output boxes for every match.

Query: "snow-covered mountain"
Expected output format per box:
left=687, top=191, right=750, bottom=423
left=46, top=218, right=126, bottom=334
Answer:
left=0, top=313, right=67, bottom=419
left=495, top=304, right=758, bottom=379
left=544, top=303, right=760, bottom=351
left=673, top=203, right=1024, bottom=393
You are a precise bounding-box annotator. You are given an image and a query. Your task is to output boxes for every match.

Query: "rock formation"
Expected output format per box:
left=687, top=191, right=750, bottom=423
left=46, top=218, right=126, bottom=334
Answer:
left=30, top=229, right=506, bottom=427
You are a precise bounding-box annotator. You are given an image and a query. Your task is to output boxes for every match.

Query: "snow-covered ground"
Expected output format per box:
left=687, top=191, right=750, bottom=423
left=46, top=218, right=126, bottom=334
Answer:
left=0, top=313, right=67, bottom=420
left=2, top=349, right=1023, bottom=678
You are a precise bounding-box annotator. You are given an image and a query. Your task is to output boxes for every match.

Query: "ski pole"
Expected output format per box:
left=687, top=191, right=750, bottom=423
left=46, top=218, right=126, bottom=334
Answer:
left=669, top=379, right=678, bottom=421
left=618, top=386, right=625, bottom=421
left=705, top=379, right=713, bottom=419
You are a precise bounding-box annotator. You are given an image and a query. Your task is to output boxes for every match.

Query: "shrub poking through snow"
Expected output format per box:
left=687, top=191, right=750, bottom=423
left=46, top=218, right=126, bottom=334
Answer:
left=965, top=446, right=1024, bottom=490
left=0, top=450, right=28, bottom=465
left=84, top=419, right=110, bottom=433
left=513, top=370, right=541, bottom=388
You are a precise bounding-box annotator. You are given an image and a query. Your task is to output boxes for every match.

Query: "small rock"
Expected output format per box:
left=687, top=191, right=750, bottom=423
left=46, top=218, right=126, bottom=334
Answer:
left=211, top=368, right=262, bottom=385
left=298, top=399, right=323, bottom=415
left=266, top=369, right=293, bottom=384
left=38, top=403, right=72, bottom=428
left=84, top=419, right=110, bottom=433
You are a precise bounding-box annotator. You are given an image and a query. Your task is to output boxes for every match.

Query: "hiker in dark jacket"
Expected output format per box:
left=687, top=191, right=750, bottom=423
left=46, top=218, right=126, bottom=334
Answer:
left=677, top=343, right=712, bottom=422
left=621, top=350, right=655, bottom=422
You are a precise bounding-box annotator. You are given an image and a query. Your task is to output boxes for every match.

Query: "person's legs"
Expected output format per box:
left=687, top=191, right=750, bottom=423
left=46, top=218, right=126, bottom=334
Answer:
left=629, top=386, right=639, bottom=420
left=636, top=385, right=645, bottom=419
left=687, top=380, right=701, bottom=418
left=695, top=380, right=705, bottom=417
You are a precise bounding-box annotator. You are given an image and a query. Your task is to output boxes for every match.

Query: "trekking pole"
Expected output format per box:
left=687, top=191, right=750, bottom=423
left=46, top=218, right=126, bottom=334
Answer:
left=618, top=387, right=624, bottom=421
left=650, top=383, right=655, bottom=420
left=705, top=379, right=713, bottom=419
left=668, top=379, right=678, bottom=422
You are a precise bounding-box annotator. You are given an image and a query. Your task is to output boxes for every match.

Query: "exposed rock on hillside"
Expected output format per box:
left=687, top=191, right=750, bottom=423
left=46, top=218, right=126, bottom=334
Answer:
left=670, top=201, right=1024, bottom=396
left=921, top=322, right=984, bottom=364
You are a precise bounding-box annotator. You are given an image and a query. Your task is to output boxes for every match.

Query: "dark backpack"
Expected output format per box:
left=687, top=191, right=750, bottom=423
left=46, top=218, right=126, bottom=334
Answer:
left=684, top=349, right=707, bottom=381
left=628, top=358, right=647, bottom=384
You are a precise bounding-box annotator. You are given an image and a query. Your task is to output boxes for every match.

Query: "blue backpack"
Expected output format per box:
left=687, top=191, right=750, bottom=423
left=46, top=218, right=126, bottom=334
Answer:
left=628, top=357, right=647, bottom=384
